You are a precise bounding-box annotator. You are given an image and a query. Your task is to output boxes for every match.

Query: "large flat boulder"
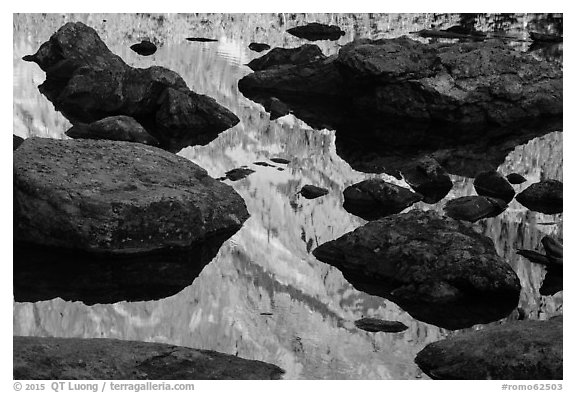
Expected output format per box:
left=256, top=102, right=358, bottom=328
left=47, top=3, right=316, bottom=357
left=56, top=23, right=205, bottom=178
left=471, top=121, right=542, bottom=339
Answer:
left=13, top=138, right=249, bottom=255
left=312, top=210, right=521, bottom=329
left=23, top=22, right=239, bottom=152
left=516, top=179, right=563, bottom=214
left=415, top=317, right=562, bottom=380
left=14, top=336, right=284, bottom=380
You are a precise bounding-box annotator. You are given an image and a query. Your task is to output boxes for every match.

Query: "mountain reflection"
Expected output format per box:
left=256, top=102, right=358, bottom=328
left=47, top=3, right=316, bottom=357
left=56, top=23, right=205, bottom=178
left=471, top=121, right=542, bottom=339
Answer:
left=13, top=13, right=562, bottom=379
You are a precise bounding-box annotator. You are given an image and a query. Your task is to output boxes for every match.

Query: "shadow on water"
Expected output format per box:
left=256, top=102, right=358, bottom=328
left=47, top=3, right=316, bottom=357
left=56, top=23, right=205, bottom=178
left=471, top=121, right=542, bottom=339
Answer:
left=13, top=230, right=236, bottom=305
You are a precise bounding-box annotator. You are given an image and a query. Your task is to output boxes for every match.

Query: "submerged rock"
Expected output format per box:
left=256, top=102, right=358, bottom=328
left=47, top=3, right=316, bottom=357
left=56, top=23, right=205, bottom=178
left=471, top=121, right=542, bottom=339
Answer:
left=299, top=185, right=329, bottom=199
left=313, top=210, right=521, bottom=329
left=14, top=336, right=284, bottom=380
left=239, top=37, right=562, bottom=125
left=130, top=40, right=157, bottom=56
left=506, top=173, right=527, bottom=184
left=248, top=42, right=271, bottom=52
left=13, top=138, right=249, bottom=254
left=287, top=23, right=345, bottom=41
left=65, top=115, right=159, bottom=146
left=13, top=135, right=24, bottom=150
left=343, top=179, right=422, bottom=220
left=270, top=157, right=291, bottom=164
left=23, top=22, right=239, bottom=152
left=224, top=167, right=255, bottom=181
left=473, top=170, right=515, bottom=202
left=415, top=317, right=562, bottom=380
left=401, top=156, right=452, bottom=203
left=444, top=195, right=507, bottom=222
left=247, top=44, right=326, bottom=71
left=516, top=179, right=563, bottom=214
left=354, top=318, right=408, bottom=333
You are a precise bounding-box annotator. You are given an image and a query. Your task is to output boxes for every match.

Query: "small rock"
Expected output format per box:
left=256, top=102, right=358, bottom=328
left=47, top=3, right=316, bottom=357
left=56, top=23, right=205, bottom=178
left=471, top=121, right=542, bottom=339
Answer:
left=415, top=317, right=562, bottom=380
left=186, top=37, right=218, bottom=42
left=343, top=179, right=422, bottom=220
left=506, top=173, right=527, bottom=184
left=516, top=179, right=563, bottom=214
left=270, top=157, right=291, bottom=164
left=354, top=318, right=408, bottom=333
left=247, top=44, right=326, bottom=71
left=249, top=42, right=271, bottom=52
left=401, top=156, right=452, bottom=203
left=66, top=115, right=159, bottom=146
left=130, top=40, right=157, bottom=56
left=225, top=167, right=255, bottom=181
left=444, top=196, right=507, bottom=222
left=299, top=185, right=328, bottom=199
left=287, top=23, right=345, bottom=41
left=253, top=161, right=275, bottom=167
left=13, top=135, right=24, bottom=150
left=474, top=170, right=515, bottom=202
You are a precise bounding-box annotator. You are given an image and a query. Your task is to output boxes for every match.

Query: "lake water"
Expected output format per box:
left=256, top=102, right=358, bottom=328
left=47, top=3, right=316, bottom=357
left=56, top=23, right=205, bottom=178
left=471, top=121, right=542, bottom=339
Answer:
left=13, top=13, right=562, bottom=379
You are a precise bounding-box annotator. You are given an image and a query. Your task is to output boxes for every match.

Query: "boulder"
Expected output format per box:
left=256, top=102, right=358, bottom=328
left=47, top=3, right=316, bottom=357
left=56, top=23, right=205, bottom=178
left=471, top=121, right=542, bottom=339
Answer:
left=13, top=138, right=249, bottom=254
left=401, top=156, right=452, bottom=203
left=444, top=196, right=508, bottom=222
left=473, top=170, right=515, bottom=202
left=270, top=157, right=290, bottom=164
left=516, top=179, right=563, bottom=214
left=415, top=317, right=562, bottom=380
left=239, top=37, right=562, bottom=125
left=13, top=135, right=24, bottom=150
left=299, top=185, right=329, bottom=199
left=65, top=115, right=160, bottom=146
left=268, top=97, right=291, bottom=119
left=186, top=37, right=218, bottom=42
left=506, top=173, right=527, bottom=184
left=247, top=44, right=326, bottom=71
left=343, top=179, right=422, bottom=220
left=287, top=23, right=345, bottom=41
left=14, top=336, right=284, bottom=380
left=354, top=318, right=408, bottom=333
left=130, top=40, right=156, bottom=56
left=224, top=167, right=255, bottom=181
left=23, top=22, right=239, bottom=152
left=312, top=210, right=521, bottom=329
left=248, top=42, right=271, bottom=52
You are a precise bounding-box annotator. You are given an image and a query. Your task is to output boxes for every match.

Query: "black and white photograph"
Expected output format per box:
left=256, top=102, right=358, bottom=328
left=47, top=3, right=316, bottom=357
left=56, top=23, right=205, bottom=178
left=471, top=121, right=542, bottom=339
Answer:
left=10, top=7, right=565, bottom=388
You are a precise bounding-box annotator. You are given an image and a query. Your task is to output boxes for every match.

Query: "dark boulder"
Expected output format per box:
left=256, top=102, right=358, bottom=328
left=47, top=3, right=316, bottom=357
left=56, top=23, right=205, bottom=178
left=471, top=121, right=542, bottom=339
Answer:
left=186, top=37, right=218, bottom=42
left=224, top=167, right=255, bottom=181
left=354, top=318, right=408, bottom=333
left=287, top=22, right=345, bottom=41
left=130, top=40, right=157, bottom=56
left=473, top=170, right=515, bottom=202
left=268, top=97, right=291, bottom=119
left=13, top=135, right=24, bottom=150
left=444, top=196, right=508, bottom=222
left=13, top=138, right=249, bottom=255
left=65, top=115, right=159, bottom=146
left=249, top=42, right=271, bottom=52
left=401, top=156, right=452, bottom=203
left=415, top=317, right=563, bottom=380
left=299, top=185, right=329, bottom=199
left=23, top=22, right=239, bottom=152
left=343, top=179, right=422, bottom=220
left=530, top=32, right=563, bottom=43
left=312, top=210, right=521, bottom=329
left=516, top=179, right=563, bottom=214
left=506, top=172, right=527, bottom=184
left=14, top=336, right=284, bottom=380
left=247, top=44, right=326, bottom=71
left=270, top=157, right=291, bottom=164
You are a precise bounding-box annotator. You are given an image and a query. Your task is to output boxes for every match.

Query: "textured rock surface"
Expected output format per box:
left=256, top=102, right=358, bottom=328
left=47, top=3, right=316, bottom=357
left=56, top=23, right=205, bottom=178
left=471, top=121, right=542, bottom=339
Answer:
left=66, top=115, right=159, bottom=146
left=516, top=179, right=563, bottom=214
left=343, top=179, right=422, bottom=220
left=240, top=37, right=562, bottom=125
left=23, top=22, right=239, bottom=151
left=14, top=336, right=285, bottom=380
left=13, top=138, right=249, bottom=254
left=247, top=44, right=326, bottom=71
left=474, top=170, right=515, bottom=203
left=415, top=317, right=563, bottom=380
left=313, top=210, right=521, bottom=329
left=287, top=23, right=345, bottom=41
left=401, top=156, right=453, bottom=203
left=444, top=196, right=508, bottom=222
left=354, top=318, right=408, bottom=333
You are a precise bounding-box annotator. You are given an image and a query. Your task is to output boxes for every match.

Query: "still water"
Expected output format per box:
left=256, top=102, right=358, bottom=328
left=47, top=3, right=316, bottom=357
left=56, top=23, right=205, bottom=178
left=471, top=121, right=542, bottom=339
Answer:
left=13, top=13, right=562, bottom=379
